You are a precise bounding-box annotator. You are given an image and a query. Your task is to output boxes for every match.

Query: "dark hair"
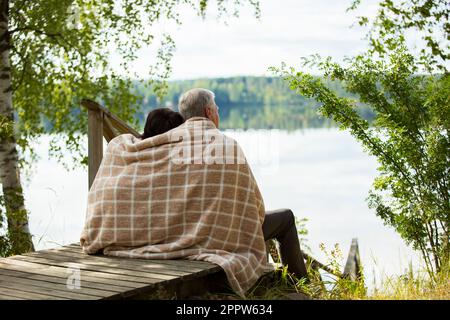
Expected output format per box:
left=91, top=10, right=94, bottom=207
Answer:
left=142, top=108, right=184, bottom=139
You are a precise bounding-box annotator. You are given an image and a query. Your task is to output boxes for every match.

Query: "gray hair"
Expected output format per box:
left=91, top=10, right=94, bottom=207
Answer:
left=178, top=88, right=215, bottom=120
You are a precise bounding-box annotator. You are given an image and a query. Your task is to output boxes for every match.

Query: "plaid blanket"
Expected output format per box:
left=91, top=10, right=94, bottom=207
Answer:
left=80, top=117, right=273, bottom=296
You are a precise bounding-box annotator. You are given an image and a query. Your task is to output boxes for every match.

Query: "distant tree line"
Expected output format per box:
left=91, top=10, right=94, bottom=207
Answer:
left=133, top=76, right=376, bottom=130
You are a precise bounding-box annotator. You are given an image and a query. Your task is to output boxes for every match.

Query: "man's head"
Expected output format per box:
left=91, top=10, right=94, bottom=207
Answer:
left=178, top=88, right=219, bottom=128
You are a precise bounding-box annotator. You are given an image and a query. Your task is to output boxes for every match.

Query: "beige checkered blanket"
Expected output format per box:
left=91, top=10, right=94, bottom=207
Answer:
left=80, top=117, right=272, bottom=296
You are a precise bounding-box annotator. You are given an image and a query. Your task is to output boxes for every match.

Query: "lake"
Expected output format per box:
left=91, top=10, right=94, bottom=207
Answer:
left=22, top=128, right=421, bottom=291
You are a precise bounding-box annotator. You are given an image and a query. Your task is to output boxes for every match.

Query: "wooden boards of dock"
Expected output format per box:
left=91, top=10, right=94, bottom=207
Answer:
left=0, top=243, right=224, bottom=300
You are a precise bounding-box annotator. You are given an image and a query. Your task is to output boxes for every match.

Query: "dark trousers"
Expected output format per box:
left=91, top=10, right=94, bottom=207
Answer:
left=262, top=208, right=308, bottom=279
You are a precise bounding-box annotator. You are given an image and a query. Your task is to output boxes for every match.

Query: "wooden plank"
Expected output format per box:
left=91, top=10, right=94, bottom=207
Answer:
left=107, top=114, right=140, bottom=137
left=0, top=263, right=142, bottom=289
left=88, top=107, right=103, bottom=189
left=0, top=279, right=99, bottom=300
left=0, top=286, right=66, bottom=300
left=0, top=264, right=155, bottom=300
left=103, top=115, right=119, bottom=142
left=81, top=99, right=141, bottom=138
left=0, top=267, right=129, bottom=293
left=0, top=274, right=111, bottom=299
left=35, top=250, right=209, bottom=274
left=8, top=255, right=179, bottom=282
left=64, top=244, right=218, bottom=268
left=0, top=246, right=226, bottom=300
left=0, top=259, right=168, bottom=300
left=37, top=245, right=204, bottom=270
left=23, top=251, right=198, bottom=278
left=0, top=293, right=25, bottom=300
left=0, top=252, right=223, bottom=300
left=40, top=246, right=218, bottom=274
left=0, top=259, right=157, bottom=287
left=343, top=238, right=362, bottom=281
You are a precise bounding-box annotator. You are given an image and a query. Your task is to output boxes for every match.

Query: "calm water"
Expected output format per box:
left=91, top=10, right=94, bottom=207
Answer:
left=22, top=129, right=421, bottom=290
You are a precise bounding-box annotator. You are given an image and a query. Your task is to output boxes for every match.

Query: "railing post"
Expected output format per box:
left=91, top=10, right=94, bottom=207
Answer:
left=88, top=107, right=104, bottom=189
left=343, top=238, right=362, bottom=282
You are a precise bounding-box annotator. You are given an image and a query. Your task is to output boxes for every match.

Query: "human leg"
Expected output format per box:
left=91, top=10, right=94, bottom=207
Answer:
left=262, top=209, right=308, bottom=279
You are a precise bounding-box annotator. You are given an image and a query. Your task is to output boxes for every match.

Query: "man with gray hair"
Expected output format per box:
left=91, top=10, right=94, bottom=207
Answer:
left=179, top=88, right=219, bottom=128
left=178, top=87, right=308, bottom=282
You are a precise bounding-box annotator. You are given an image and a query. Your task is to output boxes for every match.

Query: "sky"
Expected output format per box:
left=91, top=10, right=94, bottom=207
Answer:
left=112, top=0, right=380, bottom=80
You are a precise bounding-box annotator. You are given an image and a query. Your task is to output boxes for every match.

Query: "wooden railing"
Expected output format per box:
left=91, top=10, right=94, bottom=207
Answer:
left=82, top=99, right=364, bottom=285
left=342, top=238, right=363, bottom=281
left=81, top=99, right=141, bottom=188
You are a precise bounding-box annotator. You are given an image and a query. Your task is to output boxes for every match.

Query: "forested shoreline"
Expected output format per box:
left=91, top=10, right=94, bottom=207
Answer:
left=132, top=76, right=376, bottom=130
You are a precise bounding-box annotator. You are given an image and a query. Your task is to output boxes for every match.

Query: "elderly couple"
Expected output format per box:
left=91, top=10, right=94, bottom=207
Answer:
left=80, top=88, right=308, bottom=297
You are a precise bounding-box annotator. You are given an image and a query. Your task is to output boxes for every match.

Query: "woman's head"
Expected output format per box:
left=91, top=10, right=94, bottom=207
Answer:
left=142, top=108, right=185, bottom=139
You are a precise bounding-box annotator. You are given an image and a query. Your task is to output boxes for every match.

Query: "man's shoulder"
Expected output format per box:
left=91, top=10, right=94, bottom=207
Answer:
left=220, top=132, right=243, bottom=148
left=206, top=130, right=244, bottom=151
left=107, top=133, right=139, bottom=150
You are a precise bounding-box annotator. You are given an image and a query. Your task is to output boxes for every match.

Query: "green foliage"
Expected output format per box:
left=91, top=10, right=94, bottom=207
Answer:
left=296, top=243, right=367, bottom=300
left=372, top=260, right=450, bottom=299
left=348, top=0, right=449, bottom=72
left=224, top=248, right=449, bottom=300
left=295, top=216, right=311, bottom=254
left=1, top=0, right=260, bottom=256
left=9, top=0, right=260, bottom=168
left=0, top=114, right=14, bottom=140
left=210, top=258, right=450, bottom=300
left=273, top=0, right=449, bottom=279
left=241, top=242, right=366, bottom=300
left=273, top=46, right=449, bottom=276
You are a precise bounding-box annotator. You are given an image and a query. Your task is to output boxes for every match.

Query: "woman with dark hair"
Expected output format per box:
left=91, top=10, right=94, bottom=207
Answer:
left=141, top=108, right=185, bottom=139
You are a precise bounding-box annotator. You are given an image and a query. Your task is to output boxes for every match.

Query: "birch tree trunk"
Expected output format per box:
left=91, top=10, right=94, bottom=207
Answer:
left=0, top=0, right=34, bottom=254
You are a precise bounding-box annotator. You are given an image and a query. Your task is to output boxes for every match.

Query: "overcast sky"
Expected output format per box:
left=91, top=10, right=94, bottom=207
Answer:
left=112, top=0, right=380, bottom=80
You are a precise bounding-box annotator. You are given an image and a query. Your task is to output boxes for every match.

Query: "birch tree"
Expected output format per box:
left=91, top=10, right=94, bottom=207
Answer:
left=0, top=0, right=260, bottom=256
left=0, top=0, right=33, bottom=254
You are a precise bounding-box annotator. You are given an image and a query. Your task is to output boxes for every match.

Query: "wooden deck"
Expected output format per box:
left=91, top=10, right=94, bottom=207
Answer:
left=0, top=243, right=225, bottom=300
left=0, top=101, right=364, bottom=300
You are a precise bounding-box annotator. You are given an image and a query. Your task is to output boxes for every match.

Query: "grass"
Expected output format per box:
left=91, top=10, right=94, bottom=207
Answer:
left=193, top=244, right=450, bottom=300
left=260, top=261, right=450, bottom=300
left=369, top=264, right=450, bottom=300
left=198, top=263, right=449, bottom=300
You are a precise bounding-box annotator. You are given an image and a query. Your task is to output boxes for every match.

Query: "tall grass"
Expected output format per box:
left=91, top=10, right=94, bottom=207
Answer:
left=210, top=242, right=450, bottom=300
left=369, top=263, right=450, bottom=300
left=242, top=257, right=450, bottom=300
